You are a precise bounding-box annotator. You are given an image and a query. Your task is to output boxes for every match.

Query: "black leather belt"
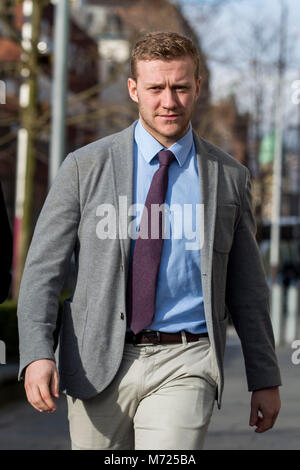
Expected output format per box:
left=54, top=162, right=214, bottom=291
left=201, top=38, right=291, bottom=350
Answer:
left=125, top=329, right=209, bottom=346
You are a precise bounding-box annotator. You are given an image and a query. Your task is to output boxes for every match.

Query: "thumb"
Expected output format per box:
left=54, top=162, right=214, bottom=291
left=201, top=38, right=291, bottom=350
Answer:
left=50, top=369, right=60, bottom=398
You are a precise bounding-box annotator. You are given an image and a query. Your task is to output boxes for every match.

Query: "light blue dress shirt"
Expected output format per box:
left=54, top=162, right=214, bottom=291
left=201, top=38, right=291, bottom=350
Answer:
left=130, top=120, right=207, bottom=334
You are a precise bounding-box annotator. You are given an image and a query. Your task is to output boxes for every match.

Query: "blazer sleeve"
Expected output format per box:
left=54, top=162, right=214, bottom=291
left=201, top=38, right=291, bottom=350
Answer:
left=0, top=183, right=13, bottom=303
left=225, top=168, right=282, bottom=391
left=17, top=153, right=80, bottom=380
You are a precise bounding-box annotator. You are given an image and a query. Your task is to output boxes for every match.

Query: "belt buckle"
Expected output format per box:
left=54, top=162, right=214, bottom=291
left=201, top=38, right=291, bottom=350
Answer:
left=133, top=330, right=160, bottom=347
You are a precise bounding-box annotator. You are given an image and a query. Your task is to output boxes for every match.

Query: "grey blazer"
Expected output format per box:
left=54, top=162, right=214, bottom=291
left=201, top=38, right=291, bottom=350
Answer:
left=17, top=121, right=281, bottom=408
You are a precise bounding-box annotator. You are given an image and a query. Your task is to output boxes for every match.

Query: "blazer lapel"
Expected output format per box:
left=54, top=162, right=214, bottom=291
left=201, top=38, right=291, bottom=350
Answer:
left=193, top=131, right=219, bottom=327
left=110, top=122, right=136, bottom=269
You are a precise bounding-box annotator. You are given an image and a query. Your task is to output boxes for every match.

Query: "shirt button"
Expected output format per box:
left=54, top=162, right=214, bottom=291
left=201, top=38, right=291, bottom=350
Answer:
left=120, top=312, right=124, bottom=320
left=120, top=265, right=124, bottom=271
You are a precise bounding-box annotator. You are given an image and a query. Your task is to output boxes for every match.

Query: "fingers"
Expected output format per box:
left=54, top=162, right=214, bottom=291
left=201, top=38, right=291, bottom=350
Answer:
left=249, top=403, right=259, bottom=427
left=50, top=368, right=60, bottom=399
left=25, top=384, right=44, bottom=412
left=254, top=409, right=279, bottom=433
left=40, top=383, right=57, bottom=411
left=250, top=388, right=281, bottom=433
left=26, top=383, right=56, bottom=413
left=24, top=360, right=59, bottom=413
left=250, top=405, right=279, bottom=433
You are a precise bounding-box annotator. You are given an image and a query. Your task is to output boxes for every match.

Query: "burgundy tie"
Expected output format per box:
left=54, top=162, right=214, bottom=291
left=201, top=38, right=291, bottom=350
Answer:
left=126, top=150, right=175, bottom=334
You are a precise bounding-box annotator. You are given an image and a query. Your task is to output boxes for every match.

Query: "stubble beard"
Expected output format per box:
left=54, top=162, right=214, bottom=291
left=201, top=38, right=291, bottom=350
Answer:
left=139, top=108, right=193, bottom=145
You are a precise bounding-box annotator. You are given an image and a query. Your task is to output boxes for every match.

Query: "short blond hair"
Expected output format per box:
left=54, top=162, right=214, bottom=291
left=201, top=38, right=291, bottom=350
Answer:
left=130, top=31, right=200, bottom=81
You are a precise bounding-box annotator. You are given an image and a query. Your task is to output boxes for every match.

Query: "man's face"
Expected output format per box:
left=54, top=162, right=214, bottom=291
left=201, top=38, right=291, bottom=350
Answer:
left=128, top=56, right=201, bottom=147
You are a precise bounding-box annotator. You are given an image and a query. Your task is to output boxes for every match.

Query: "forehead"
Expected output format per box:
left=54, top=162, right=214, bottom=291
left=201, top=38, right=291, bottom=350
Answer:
left=135, top=56, right=196, bottom=82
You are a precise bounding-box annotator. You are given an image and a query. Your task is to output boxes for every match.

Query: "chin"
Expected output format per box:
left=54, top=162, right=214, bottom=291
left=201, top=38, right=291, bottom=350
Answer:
left=160, top=122, right=188, bottom=136
left=142, top=116, right=189, bottom=141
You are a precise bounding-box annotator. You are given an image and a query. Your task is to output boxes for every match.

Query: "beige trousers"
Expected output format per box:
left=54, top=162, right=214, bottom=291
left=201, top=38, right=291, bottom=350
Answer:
left=66, top=334, right=218, bottom=450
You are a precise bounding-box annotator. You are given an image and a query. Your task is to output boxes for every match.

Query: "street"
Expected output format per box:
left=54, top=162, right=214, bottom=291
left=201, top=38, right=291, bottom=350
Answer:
left=205, top=332, right=300, bottom=450
left=0, top=330, right=299, bottom=450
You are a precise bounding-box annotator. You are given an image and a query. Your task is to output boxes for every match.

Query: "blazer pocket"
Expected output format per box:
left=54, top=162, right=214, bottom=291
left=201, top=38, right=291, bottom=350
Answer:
left=213, top=204, right=237, bottom=254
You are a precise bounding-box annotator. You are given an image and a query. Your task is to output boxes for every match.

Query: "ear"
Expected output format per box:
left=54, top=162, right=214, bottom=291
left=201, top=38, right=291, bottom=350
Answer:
left=128, top=77, right=138, bottom=103
left=195, top=77, right=202, bottom=99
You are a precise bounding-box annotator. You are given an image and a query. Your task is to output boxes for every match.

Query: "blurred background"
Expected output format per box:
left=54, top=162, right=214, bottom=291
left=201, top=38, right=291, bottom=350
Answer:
left=0, top=0, right=299, bottom=450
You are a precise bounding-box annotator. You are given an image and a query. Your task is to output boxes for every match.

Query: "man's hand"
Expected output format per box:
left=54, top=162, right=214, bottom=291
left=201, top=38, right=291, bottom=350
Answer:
left=250, top=386, right=281, bottom=433
left=24, top=359, right=59, bottom=413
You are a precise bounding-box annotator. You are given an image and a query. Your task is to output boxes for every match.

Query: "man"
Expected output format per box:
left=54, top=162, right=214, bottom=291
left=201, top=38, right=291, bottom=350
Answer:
left=18, top=32, right=281, bottom=450
left=0, top=182, right=12, bottom=303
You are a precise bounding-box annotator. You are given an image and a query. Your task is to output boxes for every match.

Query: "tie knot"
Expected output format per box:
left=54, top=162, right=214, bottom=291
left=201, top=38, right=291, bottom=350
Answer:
left=158, top=150, right=175, bottom=167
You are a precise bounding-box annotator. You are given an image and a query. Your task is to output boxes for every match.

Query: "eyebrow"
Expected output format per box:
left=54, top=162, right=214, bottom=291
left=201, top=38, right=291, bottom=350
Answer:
left=145, top=82, right=190, bottom=87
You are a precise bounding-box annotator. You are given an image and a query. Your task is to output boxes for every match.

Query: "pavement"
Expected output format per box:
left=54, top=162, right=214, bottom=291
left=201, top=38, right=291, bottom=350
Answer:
left=205, top=330, right=300, bottom=450
left=0, top=329, right=299, bottom=450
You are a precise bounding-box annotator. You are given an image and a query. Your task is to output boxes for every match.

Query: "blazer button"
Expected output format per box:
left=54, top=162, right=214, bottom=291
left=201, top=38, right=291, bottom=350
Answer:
left=120, top=312, right=124, bottom=320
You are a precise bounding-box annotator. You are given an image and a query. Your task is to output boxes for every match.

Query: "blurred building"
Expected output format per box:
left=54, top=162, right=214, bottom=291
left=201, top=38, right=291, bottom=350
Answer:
left=253, top=125, right=300, bottom=223
left=70, top=0, right=250, bottom=167
left=70, top=0, right=211, bottom=137
left=208, top=95, right=250, bottom=167
left=0, top=2, right=99, bottom=224
left=253, top=126, right=300, bottom=284
left=1, top=0, right=251, bottom=230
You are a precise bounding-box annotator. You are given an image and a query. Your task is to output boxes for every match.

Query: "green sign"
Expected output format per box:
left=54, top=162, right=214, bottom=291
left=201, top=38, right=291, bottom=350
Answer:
left=259, top=131, right=276, bottom=165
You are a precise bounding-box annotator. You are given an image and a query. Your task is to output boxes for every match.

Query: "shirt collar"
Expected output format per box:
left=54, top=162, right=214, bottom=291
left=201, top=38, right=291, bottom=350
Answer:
left=134, top=119, right=193, bottom=167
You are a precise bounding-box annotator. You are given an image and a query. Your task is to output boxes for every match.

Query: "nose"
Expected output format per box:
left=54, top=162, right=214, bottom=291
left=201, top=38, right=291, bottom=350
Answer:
left=161, top=87, right=177, bottom=109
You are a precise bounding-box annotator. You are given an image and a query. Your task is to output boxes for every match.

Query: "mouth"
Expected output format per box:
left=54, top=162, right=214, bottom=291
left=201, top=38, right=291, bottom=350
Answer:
left=158, top=114, right=182, bottom=121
